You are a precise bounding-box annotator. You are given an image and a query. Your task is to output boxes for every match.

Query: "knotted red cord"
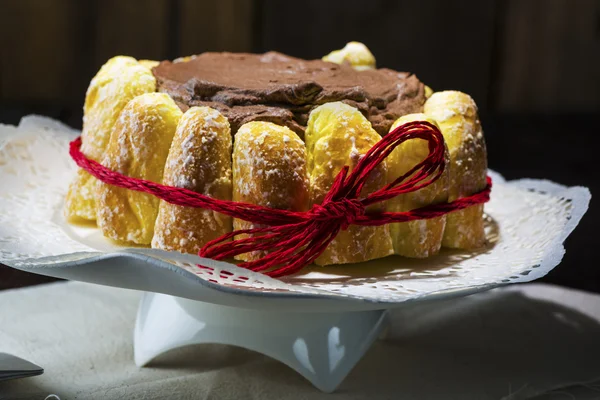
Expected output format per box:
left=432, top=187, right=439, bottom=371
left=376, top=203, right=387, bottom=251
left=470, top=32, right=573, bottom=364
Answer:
left=69, top=121, right=492, bottom=277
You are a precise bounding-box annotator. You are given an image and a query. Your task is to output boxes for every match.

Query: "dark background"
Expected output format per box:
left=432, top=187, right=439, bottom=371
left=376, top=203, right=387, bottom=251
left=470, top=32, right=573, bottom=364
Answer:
left=1, top=0, right=599, bottom=292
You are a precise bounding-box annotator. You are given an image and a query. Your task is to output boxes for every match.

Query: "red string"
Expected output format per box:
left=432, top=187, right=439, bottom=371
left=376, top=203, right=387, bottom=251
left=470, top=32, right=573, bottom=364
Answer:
left=69, top=121, right=492, bottom=277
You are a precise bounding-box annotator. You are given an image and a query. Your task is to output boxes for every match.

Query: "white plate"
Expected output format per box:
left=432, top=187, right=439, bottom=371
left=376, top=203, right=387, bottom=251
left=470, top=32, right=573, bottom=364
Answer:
left=0, top=116, right=591, bottom=312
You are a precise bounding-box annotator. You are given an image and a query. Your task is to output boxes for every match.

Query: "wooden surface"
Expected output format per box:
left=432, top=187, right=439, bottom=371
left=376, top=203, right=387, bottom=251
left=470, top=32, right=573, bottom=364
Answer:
left=0, top=0, right=85, bottom=105
left=94, top=0, right=171, bottom=65
left=492, top=0, right=600, bottom=112
left=178, top=0, right=255, bottom=56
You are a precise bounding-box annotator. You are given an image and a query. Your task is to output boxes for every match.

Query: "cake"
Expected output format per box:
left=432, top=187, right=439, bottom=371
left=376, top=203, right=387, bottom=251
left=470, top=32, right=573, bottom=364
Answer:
left=64, top=42, right=488, bottom=265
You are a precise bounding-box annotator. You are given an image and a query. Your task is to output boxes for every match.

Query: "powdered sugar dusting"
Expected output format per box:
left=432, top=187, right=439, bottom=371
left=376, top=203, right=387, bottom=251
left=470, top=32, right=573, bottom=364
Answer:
left=305, top=102, right=393, bottom=264
left=65, top=57, right=156, bottom=221
left=95, top=92, right=182, bottom=245
left=232, top=121, right=308, bottom=261
left=152, top=106, right=233, bottom=254
left=424, top=91, right=487, bottom=248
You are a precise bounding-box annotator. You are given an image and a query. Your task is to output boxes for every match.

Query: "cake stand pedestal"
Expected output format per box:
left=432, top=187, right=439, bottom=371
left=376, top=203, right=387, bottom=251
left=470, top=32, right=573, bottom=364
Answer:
left=133, top=292, right=388, bottom=393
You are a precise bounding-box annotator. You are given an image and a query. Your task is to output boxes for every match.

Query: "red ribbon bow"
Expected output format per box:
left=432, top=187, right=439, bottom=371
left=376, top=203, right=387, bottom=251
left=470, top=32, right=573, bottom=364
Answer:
left=69, top=121, right=492, bottom=277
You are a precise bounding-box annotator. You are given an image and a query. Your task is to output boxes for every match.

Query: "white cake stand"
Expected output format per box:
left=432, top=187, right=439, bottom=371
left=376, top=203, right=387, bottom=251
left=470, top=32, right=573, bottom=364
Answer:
left=134, top=292, right=387, bottom=392
left=0, top=116, right=591, bottom=392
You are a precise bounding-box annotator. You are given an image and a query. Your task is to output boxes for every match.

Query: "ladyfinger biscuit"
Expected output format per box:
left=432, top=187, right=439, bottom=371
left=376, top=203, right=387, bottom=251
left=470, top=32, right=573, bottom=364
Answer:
left=233, top=121, right=309, bottom=262
left=322, top=41, right=376, bottom=70
left=424, top=91, right=488, bottom=249
left=152, top=107, right=233, bottom=254
left=64, top=56, right=156, bottom=222
left=96, top=93, right=182, bottom=245
left=139, top=59, right=159, bottom=69
left=386, top=113, right=449, bottom=258
left=425, top=85, right=434, bottom=99
left=305, top=102, right=394, bottom=265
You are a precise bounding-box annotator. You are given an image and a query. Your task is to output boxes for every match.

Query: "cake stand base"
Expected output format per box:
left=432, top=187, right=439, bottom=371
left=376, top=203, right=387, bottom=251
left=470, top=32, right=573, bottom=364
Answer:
left=134, top=292, right=388, bottom=392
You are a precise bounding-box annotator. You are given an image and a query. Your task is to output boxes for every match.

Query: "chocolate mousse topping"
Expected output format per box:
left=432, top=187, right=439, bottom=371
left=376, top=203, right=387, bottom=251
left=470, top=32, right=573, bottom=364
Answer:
left=152, top=51, right=426, bottom=138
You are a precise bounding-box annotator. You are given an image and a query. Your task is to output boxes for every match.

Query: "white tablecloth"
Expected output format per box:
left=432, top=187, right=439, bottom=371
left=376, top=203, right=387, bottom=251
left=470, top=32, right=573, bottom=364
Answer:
left=1, top=281, right=599, bottom=400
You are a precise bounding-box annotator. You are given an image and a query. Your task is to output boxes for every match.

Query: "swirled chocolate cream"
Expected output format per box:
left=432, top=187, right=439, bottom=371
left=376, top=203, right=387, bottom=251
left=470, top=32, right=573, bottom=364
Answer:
left=152, top=51, right=426, bottom=138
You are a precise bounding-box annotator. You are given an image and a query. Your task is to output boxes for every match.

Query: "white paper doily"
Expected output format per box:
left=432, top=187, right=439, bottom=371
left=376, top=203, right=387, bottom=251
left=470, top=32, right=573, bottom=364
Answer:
left=0, top=116, right=591, bottom=310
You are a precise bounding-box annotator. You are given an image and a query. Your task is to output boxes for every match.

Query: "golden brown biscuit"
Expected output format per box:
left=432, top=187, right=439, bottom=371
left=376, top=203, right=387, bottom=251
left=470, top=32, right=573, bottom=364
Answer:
left=386, top=113, right=450, bottom=258
left=233, top=121, right=309, bottom=262
left=424, top=91, right=488, bottom=249
left=139, top=59, right=160, bottom=69
left=152, top=107, right=233, bottom=254
left=424, top=85, right=434, bottom=99
left=64, top=56, right=156, bottom=222
left=174, top=55, right=194, bottom=63
left=96, top=93, right=182, bottom=245
left=305, top=102, right=394, bottom=265
left=322, top=41, right=376, bottom=70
